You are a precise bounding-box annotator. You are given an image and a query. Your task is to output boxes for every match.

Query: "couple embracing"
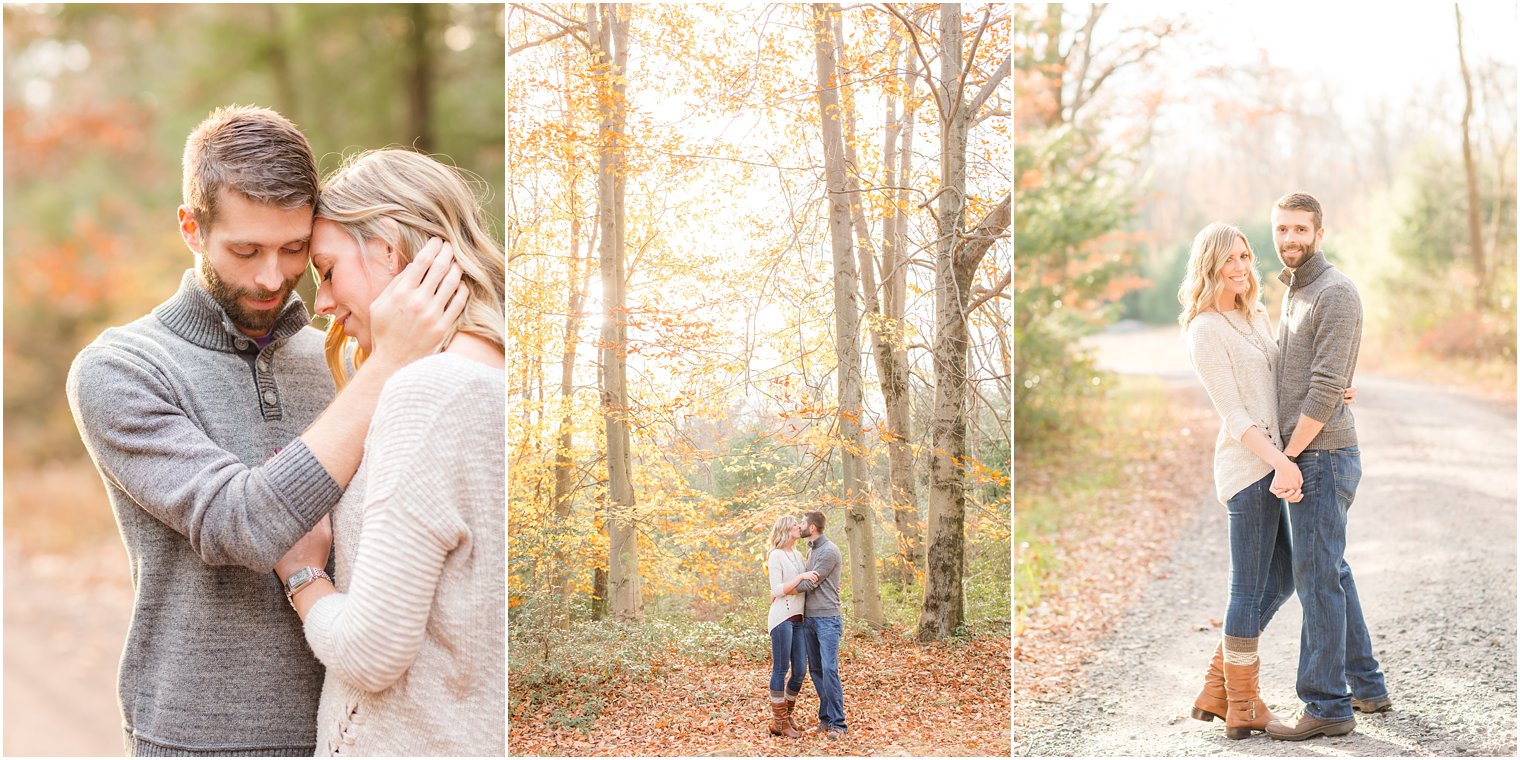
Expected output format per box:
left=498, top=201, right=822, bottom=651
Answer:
left=65, top=106, right=505, bottom=755
left=1180, top=192, right=1391, bottom=742
left=764, top=512, right=848, bottom=740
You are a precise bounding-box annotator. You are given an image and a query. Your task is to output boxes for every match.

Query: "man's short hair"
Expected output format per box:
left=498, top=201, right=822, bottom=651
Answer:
left=182, top=105, right=318, bottom=236
left=804, top=511, right=825, bottom=535
left=1274, top=191, right=1323, bottom=231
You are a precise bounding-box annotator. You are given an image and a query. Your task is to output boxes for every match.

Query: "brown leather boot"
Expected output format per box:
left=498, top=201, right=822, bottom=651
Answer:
left=1221, top=644, right=1277, bottom=740
left=769, top=700, right=800, bottom=738
left=783, top=693, right=804, bottom=733
left=1190, top=641, right=1227, bottom=722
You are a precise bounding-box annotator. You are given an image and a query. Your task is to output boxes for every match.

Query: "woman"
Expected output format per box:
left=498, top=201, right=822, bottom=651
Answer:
left=766, top=514, right=818, bottom=738
left=273, top=148, right=506, bottom=756
left=1178, top=222, right=1353, bottom=740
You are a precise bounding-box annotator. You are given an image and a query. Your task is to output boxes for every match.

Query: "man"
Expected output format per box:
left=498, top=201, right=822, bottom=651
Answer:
left=1264, top=192, right=1391, bottom=742
left=65, top=105, right=459, bottom=756
left=793, top=510, right=847, bottom=739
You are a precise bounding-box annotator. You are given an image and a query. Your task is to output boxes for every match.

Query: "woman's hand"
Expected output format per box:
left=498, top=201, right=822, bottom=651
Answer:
left=367, top=237, right=469, bottom=366
left=1271, top=460, right=1304, bottom=503
left=275, top=514, right=333, bottom=584
left=799, top=571, right=820, bottom=584
left=1343, top=385, right=1357, bottom=405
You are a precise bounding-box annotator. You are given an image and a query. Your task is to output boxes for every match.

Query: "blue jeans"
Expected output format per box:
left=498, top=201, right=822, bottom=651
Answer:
left=1224, top=472, right=1295, bottom=638
left=769, top=619, right=807, bottom=694
left=801, top=615, right=846, bottom=731
left=1288, top=446, right=1387, bottom=721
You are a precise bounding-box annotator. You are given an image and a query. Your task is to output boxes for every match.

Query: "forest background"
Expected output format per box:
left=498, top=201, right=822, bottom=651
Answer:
left=1013, top=0, right=1518, bottom=716
left=507, top=2, right=1010, bottom=755
left=2, top=5, right=504, bottom=755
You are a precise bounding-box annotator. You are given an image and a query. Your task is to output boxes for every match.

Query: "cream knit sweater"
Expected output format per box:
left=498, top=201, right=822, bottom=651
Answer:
left=305, top=353, right=505, bottom=757
left=767, top=548, right=806, bottom=632
left=1186, top=306, right=1283, bottom=505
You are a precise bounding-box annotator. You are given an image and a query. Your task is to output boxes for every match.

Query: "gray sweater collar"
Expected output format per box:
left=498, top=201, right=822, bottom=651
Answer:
left=152, top=269, right=311, bottom=352
left=1276, top=250, right=1332, bottom=290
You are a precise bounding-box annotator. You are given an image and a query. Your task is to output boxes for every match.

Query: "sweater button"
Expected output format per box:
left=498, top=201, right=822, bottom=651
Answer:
left=262, top=390, right=278, bottom=406
left=235, top=338, right=251, bottom=351
left=257, top=358, right=270, bottom=372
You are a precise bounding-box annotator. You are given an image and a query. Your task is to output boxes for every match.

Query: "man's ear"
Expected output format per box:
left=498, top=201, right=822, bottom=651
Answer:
left=1315, top=226, right=1325, bottom=247
left=178, top=206, right=202, bottom=255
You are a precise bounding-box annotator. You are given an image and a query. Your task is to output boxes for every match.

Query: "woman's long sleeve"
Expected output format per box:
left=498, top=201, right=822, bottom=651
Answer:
left=769, top=550, right=789, bottom=598
left=1189, top=318, right=1257, bottom=442
left=303, top=372, right=479, bottom=693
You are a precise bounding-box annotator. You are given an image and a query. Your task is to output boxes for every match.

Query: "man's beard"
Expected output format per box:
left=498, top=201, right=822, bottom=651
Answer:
left=199, top=257, right=299, bottom=334
left=1278, top=238, right=1317, bottom=268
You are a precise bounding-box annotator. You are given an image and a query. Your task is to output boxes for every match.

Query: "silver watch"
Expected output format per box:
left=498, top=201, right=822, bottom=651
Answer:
left=283, top=566, right=331, bottom=602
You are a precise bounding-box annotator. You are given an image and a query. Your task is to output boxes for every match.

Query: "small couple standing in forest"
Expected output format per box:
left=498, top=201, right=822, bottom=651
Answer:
left=1180, top=192, right=1390, bottom=742
left=764, top=512, right=848, bottom=740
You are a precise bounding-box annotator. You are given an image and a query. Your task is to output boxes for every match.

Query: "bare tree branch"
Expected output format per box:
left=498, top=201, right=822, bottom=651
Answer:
left=881, top=3, right=947, bottom=120
left=510, top=23, right=587, bottom=56
left=510, top=3, right=592, bottom=54
left=948, top=5, right=994, bottom=124
left=962, top=53, right=1010, bottom=124
left=961, top=271, right=1010, bottom=318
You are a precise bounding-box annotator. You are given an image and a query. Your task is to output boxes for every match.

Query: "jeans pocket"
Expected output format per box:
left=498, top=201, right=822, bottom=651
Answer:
left=1333, top=450, right=1361, bottom=506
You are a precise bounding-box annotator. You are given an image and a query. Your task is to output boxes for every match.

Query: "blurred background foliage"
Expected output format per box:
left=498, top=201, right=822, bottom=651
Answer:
left=3, top=3, right=504, bottom=552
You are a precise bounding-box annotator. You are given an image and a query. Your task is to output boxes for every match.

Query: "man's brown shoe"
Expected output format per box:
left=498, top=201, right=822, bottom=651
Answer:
left=1266, top=709, right=1356, bottom=741
left=1352, top=695, right=1393, bottom=713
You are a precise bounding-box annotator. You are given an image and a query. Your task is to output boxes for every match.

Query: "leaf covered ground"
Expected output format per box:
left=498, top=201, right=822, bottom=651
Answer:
left=1014, top=379, right=1217, bottom=724
left=510, top=627, right=1010, bottom=756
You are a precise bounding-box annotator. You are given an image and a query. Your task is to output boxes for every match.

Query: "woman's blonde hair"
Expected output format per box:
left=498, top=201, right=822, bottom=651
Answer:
left=314, top=148, right=505, bottom=388
left=1177, top=222, right=1259, bottom=329
left=769, top=515, right=802, bottom=551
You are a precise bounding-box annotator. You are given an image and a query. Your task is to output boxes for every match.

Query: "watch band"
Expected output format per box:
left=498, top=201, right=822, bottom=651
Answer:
left=283, top=566, right=332, bottom=601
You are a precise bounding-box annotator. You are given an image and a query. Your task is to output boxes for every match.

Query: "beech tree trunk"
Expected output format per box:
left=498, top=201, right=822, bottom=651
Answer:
left=917, top=5, right=1011, bottom=642
left=830, top=13, right=924, bottom=584
left=408, top=3, right=433, bottom=152
left=881, top=26, right=925, bottom=579
left=1456, top=4, right=1486, bottom=304
left=813, top=2, right=882, bottom=627
left=591, top=3, right=640, bottom=620
left=551, top=77, right=597, bottom=625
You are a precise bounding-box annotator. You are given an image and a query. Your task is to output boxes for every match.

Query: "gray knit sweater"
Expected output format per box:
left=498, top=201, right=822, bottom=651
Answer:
left=307, top=353, right=506, bottom=757
left=66, top=270, right=340, bottom=756
left=1275, top=251, right=1362, bottom=450
left=794, top=534, right=842, bottom=617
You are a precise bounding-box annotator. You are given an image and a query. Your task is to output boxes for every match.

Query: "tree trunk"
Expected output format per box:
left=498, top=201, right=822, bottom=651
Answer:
left=266, top=6, right=301, bottom=125
left=408, top=3, right=433, bottom=152
left=551, top=72, right=597, bottom=625
left=592, top=3, right=640, bottom=620
left=1456, top=4, right=1485, bottom=304
left=833, top=10, right=922, bottom=584
left=879, top=26, right=925, bottom=581
left=813, top=2, right=882, bottom=627
left=591, top=565, right=608, bottom=621
left=919, top=4, right=971, bottom=642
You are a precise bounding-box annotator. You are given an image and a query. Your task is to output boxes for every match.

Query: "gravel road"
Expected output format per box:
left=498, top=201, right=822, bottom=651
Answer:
left=1018, top=326, right=1517, bottom=756
left=3, top=539, right=133, bottom=757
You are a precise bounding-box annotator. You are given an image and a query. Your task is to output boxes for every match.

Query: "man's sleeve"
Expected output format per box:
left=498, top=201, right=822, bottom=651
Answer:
left=66, top=345, right=341, bottom=572
left=796, top=544, right=841, bottom=593
left=1299, top=284, right=1362, bottom=424
left=795, top=544, right=821, bottom=593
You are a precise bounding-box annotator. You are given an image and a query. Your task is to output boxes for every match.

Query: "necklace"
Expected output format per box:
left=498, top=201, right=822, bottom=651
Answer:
left=1218, top=308, right=1273, bottom=361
